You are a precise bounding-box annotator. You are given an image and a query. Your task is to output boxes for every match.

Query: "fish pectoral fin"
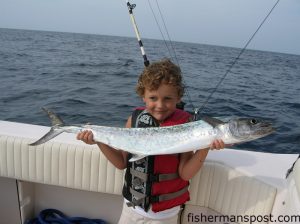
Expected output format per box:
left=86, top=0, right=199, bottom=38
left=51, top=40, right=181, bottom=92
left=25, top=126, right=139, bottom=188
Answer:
left=129, top=154, right=146, bottom=162
left=201, top=115, right=225, bottom=128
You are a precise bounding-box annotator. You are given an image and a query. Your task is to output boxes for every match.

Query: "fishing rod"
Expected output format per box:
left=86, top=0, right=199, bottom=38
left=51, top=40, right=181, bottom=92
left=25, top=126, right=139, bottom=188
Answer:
left=125, top=0, right=195, bottom=110
left=196, top=0, right=281, bottom=114
left=145, top=0, right=280, bottom=118
left=146, top=0, right=196, bottom=111
left=126, top=0, right=150, bottom=67
left=125, top=0, right=280, bottom=116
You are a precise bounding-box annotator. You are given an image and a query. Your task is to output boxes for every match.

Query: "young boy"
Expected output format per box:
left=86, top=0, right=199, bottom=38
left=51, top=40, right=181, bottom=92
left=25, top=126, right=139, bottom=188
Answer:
left=77, top=59, right=224, bottom=223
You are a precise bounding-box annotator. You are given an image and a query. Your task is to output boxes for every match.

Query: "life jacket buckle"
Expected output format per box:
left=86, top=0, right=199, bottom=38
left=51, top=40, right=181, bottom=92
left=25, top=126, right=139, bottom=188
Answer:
left=126, top=201, right=135, bottom=208
left=126, top=198, right=140, bottom=209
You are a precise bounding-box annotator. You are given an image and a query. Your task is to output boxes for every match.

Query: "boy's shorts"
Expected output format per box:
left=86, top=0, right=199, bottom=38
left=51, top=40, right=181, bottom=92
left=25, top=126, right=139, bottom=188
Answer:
left=118, top=202, right=179, bottom=224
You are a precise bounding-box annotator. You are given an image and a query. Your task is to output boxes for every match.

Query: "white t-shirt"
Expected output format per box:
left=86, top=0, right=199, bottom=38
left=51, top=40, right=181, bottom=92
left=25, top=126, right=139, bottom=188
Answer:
left=124, top=199, right=180, bottom=219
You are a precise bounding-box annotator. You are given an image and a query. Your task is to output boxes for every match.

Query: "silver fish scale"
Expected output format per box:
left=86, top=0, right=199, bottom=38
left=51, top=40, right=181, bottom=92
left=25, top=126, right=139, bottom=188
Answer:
left=30, top=111, right=275, bottom=156
left=84, top=120, right=217, bottom=155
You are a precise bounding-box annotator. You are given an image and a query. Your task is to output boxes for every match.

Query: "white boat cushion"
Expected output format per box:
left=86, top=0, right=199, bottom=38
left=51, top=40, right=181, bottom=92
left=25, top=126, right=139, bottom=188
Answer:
left=0, top=135, right=277, bottom=224
left=0, top=135, right=124, bottom=195
left=187, top=161, right=277, bottom=224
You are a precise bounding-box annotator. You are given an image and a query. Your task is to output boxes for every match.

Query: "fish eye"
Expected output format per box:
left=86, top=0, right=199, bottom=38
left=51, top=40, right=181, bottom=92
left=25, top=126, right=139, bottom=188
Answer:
left=250, top=119, right=257, bottom=124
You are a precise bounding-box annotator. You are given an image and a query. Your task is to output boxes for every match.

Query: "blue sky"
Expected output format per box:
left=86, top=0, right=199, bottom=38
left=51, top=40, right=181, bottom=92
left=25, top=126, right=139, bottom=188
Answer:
left=1, top=0, right=299, bottom=55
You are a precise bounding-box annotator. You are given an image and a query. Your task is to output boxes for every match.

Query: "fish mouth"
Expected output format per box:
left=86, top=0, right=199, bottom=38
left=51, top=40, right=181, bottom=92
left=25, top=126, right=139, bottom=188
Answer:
left=252, top=122, right=275, bottom=137
left=256, top=126, right=275, bottom=136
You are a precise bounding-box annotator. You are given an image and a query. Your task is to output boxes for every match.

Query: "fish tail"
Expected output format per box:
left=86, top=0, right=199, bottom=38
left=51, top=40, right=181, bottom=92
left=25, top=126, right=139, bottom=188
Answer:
left=29, top=127, right=64, bottom=146
left=29, top=108, right=65, bottom=146
left=41, top=107, right=65, bottom=127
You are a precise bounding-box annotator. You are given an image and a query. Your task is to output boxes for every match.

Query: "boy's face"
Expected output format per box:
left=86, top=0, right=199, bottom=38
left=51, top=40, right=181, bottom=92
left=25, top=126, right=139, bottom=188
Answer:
left=143, top=83, right=181, bottom=123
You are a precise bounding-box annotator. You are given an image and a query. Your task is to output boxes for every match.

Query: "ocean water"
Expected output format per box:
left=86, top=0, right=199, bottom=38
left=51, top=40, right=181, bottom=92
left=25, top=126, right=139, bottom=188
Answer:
left=0, top=28, right=299, bottom=154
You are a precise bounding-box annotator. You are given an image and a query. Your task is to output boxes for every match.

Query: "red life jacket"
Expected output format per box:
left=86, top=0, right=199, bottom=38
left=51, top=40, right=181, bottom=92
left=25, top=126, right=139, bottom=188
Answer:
left=122, top=108, right=191, bottom=212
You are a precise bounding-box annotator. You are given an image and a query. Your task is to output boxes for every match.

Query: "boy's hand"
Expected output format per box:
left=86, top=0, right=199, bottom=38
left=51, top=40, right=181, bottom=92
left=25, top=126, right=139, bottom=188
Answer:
left=77, top=130, right=96, bottom=145
left=209, top=139, right=231, bottom=150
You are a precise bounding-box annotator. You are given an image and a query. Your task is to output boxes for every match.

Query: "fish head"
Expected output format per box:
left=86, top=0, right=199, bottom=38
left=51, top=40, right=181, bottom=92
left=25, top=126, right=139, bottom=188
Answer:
left=228, top=118, right=275, bottom=143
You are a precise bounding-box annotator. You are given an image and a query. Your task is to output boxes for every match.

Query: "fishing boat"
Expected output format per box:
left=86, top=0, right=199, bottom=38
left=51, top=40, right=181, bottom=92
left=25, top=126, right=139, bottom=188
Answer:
left=1, top=1, right=299, bottom=223
left=0, top=120, right=299, bottom=223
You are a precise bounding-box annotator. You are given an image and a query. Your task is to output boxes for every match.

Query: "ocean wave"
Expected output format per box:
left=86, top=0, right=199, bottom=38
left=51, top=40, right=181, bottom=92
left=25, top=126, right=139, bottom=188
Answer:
left=1, top=28, right=299, bottom=153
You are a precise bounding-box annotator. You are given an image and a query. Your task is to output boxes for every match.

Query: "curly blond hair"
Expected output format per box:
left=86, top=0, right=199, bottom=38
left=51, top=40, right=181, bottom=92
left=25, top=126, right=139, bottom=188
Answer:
left=136, top=59, right=184, bottom=97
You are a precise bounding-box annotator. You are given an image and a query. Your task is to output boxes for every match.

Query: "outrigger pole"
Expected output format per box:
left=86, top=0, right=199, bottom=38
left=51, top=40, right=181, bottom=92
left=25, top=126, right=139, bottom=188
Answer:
left=126, top=0, right=150, bottom=67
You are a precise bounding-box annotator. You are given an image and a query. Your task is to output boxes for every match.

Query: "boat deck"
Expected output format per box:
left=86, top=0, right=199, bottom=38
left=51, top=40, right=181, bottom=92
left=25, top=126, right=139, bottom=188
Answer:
left=0, top=120, right=299, bottom=223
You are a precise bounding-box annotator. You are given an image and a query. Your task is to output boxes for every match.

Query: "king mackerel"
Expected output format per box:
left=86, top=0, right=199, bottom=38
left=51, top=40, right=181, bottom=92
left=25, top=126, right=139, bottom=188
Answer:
left=30, top=108, right=275, bottom=161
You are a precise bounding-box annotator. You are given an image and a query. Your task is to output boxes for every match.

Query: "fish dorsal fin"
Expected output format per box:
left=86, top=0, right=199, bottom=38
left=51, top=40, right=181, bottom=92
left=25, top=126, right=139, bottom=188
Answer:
left=201, top=115, right=225, bottom=128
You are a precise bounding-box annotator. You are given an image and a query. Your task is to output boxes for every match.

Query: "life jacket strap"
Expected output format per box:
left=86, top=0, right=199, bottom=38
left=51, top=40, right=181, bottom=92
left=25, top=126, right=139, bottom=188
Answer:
left=152, top=185, right=189, bottom=203
left=127, top=185, right=189, bottom=208
left=130, top=168, right=179, bottom=183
